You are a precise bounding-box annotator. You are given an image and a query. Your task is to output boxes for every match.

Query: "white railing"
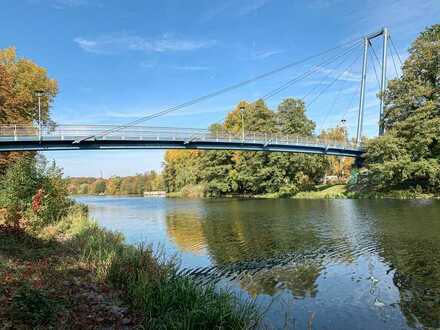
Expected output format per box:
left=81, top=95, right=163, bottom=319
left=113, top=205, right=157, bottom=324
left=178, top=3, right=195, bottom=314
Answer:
left=0, top=124, right=362, bottom=150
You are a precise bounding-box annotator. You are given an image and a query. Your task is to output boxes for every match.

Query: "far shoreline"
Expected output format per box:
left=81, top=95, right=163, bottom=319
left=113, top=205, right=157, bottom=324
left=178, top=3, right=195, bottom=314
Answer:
left=71, top=184, right=439, bottom=201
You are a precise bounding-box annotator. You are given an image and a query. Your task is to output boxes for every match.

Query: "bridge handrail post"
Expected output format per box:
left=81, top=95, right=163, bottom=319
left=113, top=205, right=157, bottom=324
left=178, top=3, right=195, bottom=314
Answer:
left=14, top=125, right=17, bottom=141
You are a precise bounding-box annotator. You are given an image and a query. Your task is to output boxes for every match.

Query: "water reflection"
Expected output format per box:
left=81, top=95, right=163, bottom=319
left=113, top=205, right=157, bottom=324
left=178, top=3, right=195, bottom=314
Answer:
left=239, top=262, right=322, bottom=299
left=166, top=212, right=206, bottom=255
left=366, top=200, right=440, bottom=329
left=77, top=196, right=440, bottom=329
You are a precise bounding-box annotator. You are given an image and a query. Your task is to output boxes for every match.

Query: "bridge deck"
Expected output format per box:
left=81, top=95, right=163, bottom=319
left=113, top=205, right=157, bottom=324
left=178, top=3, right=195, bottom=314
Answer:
left=0, top=125, right=363, bottom=157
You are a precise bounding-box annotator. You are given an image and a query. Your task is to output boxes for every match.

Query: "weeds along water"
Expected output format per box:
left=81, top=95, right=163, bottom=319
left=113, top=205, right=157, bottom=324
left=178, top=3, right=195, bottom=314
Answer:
left=43, top=207, right=261, bottom=328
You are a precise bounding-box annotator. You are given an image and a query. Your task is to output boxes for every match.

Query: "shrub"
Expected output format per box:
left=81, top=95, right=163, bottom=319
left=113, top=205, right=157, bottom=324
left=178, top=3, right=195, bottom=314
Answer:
left=180, top=184, right=206, bottom=198
left=0, top=156, right=71, bottom=228
left=11, top=284, right=61, bottom=326
left=59, top=211, right=260, bottom=328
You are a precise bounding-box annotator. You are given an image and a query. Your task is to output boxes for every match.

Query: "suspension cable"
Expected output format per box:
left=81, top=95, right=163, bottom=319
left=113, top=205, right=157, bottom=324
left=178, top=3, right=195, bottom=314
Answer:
left=187, top=42, right=361, bottom=130
left=198, top=43, right=361, bottom=129
left=314, top=51, right=362, bottom=131
left=388, top=43, right=400, bottom=77
left=368, top=41, right=382, bottom=69
left=389, top=36, right=403, bottom=65
left=368, top=47, right=381, bottom=87
left=76, top=38, right=363, bottom=142
left=300, top=44, right=359, bottom=101
left=261, top=41, right=361, bottom=100
left=307, top=49, right=361, bottom=108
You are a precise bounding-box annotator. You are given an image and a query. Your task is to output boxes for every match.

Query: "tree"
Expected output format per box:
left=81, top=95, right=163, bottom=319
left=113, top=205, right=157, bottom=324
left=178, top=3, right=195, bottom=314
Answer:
left=358, top=24, right=440, bottom=193
left=224, top=99, right=276, bottom=134
left=90, top=179, right=106, bottom=194
left=0, top=48, right=58, bottom=173
left=319, top=125, right=353, bottom=180
left=105, top=176, right=122, bottom=195
left=163, top=150, right=202, bottom=192
left=163, top=98, right=328, bottom=197
left=276, top=98, right=315, bottom=136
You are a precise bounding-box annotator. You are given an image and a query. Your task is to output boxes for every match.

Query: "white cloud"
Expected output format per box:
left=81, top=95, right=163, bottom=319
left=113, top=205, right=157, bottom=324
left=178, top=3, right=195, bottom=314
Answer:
left=251, top=49, right=284, bottom=60
left=103, top=104, right=233, bottom=120
left=307, top=0, right=343, bottom=9
left=140, top=62, right=211, bottom=72
left=74, top=34, right=216, bottom=54
left=237, top=0, right=271, bottom=16
left=200, top=0, right=271, bottom=22
left=317, top=67, right=364, bottom=83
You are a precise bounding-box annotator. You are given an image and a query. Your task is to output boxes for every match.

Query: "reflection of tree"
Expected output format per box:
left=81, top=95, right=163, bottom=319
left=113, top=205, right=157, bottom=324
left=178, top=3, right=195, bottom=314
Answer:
left=393, top=268, right=440, bottom=329
left=382, top=238, right=440, bottom=329
left=164, top=199, right=358, bottom=298
left=364, top=200, right=440, bottom=329
left=166, top=212, right=206, bottom=255
left=199, top=200, right=323, bottom=264
left=239, top=262, right=322, bottom=299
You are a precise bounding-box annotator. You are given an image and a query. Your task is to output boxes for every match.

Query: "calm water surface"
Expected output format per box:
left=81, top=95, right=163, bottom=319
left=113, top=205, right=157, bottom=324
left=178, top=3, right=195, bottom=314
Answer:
left=75, top=196, right=440, bottom=329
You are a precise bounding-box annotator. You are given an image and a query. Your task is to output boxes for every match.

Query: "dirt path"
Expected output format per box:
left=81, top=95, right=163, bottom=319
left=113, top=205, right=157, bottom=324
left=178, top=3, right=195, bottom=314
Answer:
left=0, top=227, right=141, bottom=329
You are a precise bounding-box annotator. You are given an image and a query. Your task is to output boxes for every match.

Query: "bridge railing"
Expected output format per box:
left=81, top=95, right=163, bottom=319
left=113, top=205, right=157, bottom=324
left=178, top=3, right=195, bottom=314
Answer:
left=0, top=124, right=362, bottom=150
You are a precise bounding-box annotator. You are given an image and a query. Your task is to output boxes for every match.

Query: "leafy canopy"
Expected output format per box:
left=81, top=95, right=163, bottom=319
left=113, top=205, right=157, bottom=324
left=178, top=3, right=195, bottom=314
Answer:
left=164, top=98, right=330, bottom=196
left=358, top=24, right=440, bottom=193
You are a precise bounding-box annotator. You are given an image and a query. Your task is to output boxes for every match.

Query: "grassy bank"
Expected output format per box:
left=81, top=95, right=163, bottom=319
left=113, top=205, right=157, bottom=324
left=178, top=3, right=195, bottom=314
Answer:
left=354, top=190, right=438, bottom=199
left=0, top=206, right=259, bottom=328
left=169, top=184, right=439, bottom=200
left=292, top=184, right=350, bottom=199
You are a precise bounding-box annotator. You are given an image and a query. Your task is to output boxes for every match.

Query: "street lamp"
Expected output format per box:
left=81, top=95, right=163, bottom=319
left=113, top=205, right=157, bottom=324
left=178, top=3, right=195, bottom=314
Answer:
left=239, top=105, right=245, bottom=141
left=35, top=90, right=45, bottom=141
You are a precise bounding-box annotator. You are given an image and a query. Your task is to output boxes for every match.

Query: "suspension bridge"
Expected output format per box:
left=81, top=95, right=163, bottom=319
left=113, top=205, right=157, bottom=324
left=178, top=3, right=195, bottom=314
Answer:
left=0, top=28, right=402, bottom=158
left=0, top=125, right=362, bottom=157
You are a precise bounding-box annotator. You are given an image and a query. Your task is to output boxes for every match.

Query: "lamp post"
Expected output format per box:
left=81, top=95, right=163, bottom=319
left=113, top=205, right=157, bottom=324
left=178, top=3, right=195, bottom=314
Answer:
left=339, top=118, right=347, bottom=178
left=239, top=105, right=245, bottom=141
left=35, top=90, right=45, bottom=141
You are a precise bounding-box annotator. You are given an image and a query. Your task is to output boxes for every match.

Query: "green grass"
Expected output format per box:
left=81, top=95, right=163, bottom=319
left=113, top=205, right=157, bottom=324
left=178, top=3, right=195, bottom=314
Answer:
left=1, top=205, right=260, bottom=328
left=293, top=184, right=349, bottom=199
left=57, top=208, right=260, bottom=329
left=355, top=190, right=437, bottom=199
left=167, top=184, right=207, bottom=198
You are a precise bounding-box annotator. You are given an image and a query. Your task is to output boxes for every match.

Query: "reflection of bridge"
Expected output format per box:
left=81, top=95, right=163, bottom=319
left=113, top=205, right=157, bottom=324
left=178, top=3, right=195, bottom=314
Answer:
left=0, top=125, right=363, bottom=157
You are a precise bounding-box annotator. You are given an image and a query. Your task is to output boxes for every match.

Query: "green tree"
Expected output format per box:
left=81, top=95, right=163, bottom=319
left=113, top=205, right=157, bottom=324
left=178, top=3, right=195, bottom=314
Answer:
left=276, top=98, right=315, bottom=136
left=163, top=97, right=328, bottom=197
left=0, top=48, right=58, bottom=173
left=358, top=24, right=440, bottom=193
left=224, top=99, right=276, bottom=134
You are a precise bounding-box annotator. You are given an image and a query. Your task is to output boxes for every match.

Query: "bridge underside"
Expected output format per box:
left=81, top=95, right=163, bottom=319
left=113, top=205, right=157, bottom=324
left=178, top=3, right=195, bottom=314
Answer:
left=0, top=138, right=363, bottom=158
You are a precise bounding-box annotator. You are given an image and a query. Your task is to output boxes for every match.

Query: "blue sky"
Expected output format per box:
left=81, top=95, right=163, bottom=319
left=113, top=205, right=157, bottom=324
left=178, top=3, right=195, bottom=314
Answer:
left=1, top=0, right=439, bottom=177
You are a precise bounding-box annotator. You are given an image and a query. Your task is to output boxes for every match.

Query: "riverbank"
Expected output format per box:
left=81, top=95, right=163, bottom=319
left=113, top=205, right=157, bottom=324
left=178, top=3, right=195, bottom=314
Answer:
left=167, top=184, right=439, bottom=200
left=0, top=206, right=259, bottom=328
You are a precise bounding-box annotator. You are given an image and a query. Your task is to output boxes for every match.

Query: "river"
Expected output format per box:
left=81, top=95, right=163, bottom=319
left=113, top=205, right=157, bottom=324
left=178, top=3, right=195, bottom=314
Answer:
left=75, top=196, right=440, bottom=329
